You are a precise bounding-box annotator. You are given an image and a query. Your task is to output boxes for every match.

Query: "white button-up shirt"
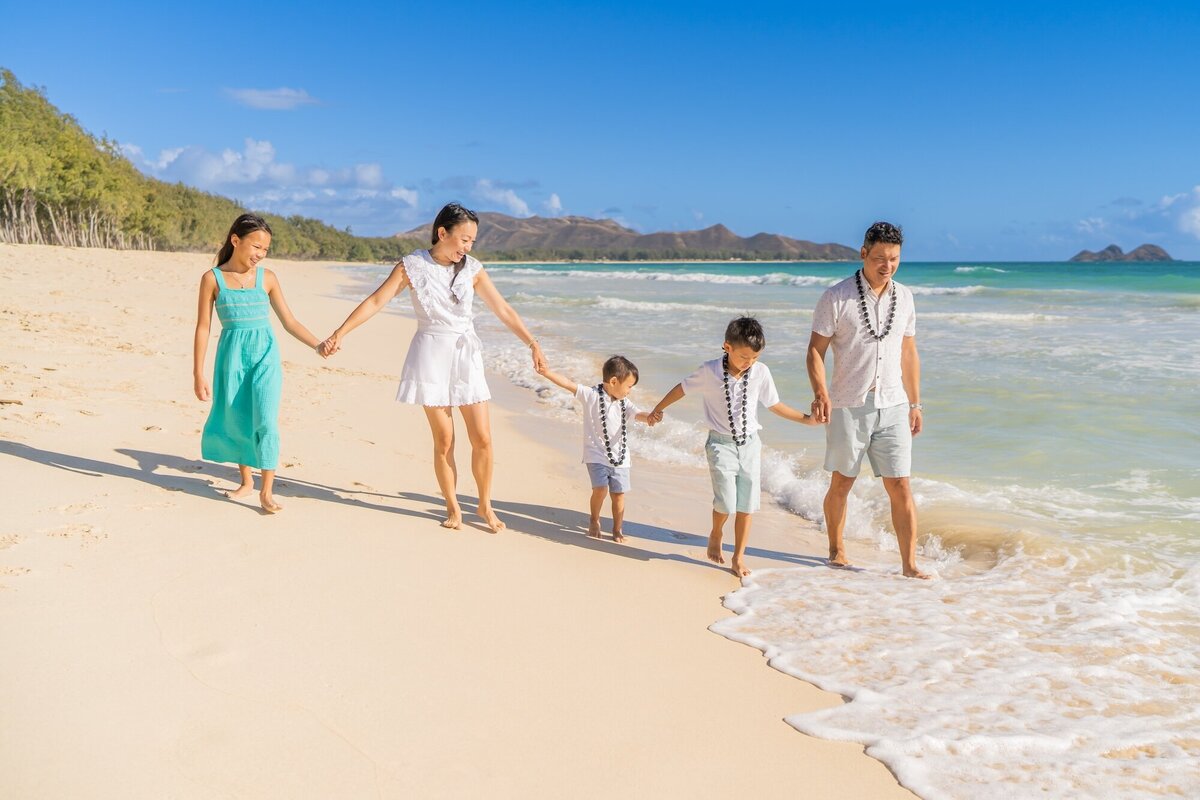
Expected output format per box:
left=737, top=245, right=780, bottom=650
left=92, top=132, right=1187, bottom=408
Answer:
left=812, top=271, right=916, bottom=410
left=681, top=358, right=781, bottom=436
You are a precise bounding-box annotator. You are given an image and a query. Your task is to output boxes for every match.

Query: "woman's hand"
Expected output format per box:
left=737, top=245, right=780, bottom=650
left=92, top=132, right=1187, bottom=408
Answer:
left=319, top=332, right=342, bottom=358
left=194, top=375, right=211, bottom=401
left=529, top=341, right=547, bottom=373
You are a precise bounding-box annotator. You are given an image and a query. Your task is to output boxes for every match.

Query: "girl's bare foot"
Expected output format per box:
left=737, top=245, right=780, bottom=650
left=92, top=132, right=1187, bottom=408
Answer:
left=829, top=549, right=852, bottom=568
left=479, top=505, right=506, bottom=534
left=442, top=508, right=463, bottom=529
left=224, top=483, right=254, bottom=500
left=587, top=520, right=602, bottom=538
left=903, top=565, right=932, bottom=580
left=612, top=529, right=625, bottom=543
left=707, top=533, right=726, bottom=565
left=260, top=493, right=283, bottom=514
left=731, top=558, right=751, bottom=578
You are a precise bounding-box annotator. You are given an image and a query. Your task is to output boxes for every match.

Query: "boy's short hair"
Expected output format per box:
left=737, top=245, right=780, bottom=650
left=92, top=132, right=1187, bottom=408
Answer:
left=603, top=355, right=639, bottom=385
left=863, top=221, right=904, bottom=250
left=724, top=317, right=765, bottom=352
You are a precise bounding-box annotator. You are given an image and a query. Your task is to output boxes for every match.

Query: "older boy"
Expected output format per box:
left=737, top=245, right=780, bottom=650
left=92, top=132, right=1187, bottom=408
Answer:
left=651, top=317, right=816, bottom=578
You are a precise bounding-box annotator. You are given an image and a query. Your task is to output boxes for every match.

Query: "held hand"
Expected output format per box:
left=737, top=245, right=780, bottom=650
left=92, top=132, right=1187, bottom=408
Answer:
left=194, top=376, right=211, bottom=402
left=319, top=333, right=341, bottom=358
left=910, top=408, right=923, bottom=436
left=811, top=395, right=831, bottom=424
left=648, top=409, right=665, bottom=425
left=529, top=342, right=547, bottom=373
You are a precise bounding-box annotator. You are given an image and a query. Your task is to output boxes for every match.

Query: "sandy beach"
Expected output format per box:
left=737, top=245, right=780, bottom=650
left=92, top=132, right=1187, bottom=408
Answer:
left=0, top=244, right=914, bottom=799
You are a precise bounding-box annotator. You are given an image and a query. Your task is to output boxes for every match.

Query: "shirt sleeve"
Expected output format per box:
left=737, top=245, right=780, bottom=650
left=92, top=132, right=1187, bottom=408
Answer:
left=575, top=384, right=591, bottom=405
left=757, top=365, right=781, bottom=408
left=812, top=288, right=837, bottom=337
left=624, top=400, right=641, bottom=421
left=680, top=363, right=709, bottom=394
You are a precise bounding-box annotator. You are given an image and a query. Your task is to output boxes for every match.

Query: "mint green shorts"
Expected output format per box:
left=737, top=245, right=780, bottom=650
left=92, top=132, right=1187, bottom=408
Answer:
left=705, top=431, right=762, bottom=515
left=824, top=392, right=912, bottom=478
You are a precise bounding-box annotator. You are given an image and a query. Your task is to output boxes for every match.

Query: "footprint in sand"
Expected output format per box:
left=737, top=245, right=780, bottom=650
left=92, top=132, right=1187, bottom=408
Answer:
left=0, top=534, right=22, bottom=550
left=143, top=425, right=163, bottom=432
left=57, top=502, right=96, bottom=515
left=45, top=523, right=108, bottom=547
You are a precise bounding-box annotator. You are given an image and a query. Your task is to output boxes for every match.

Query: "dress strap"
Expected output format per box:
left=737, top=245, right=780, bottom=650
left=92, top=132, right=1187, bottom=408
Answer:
left=256, top=265, right=266, bottom=291
left=212, top=267, right=228, bottom=290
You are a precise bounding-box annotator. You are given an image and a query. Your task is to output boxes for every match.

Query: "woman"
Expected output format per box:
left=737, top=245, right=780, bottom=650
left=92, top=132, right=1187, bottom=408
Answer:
left=321, top=203, right=545, bottom=531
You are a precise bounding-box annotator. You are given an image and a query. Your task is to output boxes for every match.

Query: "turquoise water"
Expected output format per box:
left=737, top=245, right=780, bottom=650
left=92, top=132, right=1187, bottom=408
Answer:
left=350, top=258, right=1200, bottom=798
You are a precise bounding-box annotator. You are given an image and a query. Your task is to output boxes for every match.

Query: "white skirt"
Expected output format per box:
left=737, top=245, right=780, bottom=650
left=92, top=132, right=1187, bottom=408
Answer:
left=396, top=326, right=491, bottom=407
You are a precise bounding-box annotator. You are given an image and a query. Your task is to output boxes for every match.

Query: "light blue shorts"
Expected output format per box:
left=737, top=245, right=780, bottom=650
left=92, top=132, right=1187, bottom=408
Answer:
left=587, top=462, right=631, bottom=493
left=705, top=431, right=762, bottom=515
left=824, top=391, right=912, bottom=478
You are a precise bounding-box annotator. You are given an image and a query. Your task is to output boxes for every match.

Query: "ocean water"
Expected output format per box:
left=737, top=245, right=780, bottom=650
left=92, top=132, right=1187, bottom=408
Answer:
left=346, top=259, right=1200, bottom=799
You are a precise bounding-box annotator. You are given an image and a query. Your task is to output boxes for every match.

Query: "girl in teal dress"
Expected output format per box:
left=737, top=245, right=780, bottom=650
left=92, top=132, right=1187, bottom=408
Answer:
left=193, top=214, right=323, bottom=513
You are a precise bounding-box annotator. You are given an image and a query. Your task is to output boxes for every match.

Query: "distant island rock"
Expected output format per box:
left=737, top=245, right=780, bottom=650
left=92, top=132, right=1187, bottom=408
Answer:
left=1069, top=244, right=1173, bottom=262
left=398, top=212, right=858, bottom=262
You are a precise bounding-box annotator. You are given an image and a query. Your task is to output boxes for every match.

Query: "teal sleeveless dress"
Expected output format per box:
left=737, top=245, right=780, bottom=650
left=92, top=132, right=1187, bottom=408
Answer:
left=201, top=266, right=281, bottom=470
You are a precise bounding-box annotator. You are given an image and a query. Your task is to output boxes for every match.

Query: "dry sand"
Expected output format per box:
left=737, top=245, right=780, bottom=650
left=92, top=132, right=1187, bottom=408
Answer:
left=0, top=244, right=915, bottom=799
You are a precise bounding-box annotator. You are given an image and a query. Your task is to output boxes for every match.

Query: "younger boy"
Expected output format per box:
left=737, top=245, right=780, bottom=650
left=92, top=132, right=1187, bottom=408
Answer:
left=538, top=355, right=655, bottom=541
left=650, top=317, right=817, bottom=577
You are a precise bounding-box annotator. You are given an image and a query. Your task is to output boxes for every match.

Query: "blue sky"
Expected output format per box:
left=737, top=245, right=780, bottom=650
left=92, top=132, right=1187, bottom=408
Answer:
left=3, top=0, right=1199, bottom=259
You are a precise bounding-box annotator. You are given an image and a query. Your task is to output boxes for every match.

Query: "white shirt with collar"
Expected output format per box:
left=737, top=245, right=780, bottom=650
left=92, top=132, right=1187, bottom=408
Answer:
left=812, top=271, right=916, bottom=410
left=575, top=384, right=641, bottom=467
left=681, top=357, right=781, bottom=436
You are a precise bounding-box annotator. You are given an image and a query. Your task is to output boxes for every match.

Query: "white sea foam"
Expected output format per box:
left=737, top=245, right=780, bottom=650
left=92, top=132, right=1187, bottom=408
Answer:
left=714, top=556, right=1200, bottom=800
left=954, top=266, right=1009, bottom=273
left=492, top=268, right=841, bottom=287
left=923, top=311, right=1065, bottom=324
left=908, top=284, right=987, bottom=296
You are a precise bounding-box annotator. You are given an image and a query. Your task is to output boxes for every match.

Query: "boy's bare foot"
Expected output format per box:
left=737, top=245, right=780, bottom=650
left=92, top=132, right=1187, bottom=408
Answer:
left=903, top=565, right=932, bottom=580
left=828, top=549, right=852, bottom=568
left=224, top=483, right=254, bottom=500
left=260, top=494, right=282, bottom=514
left=731, top=558, right=751, bottom=578
left=587, top=520, right=602, bottom=538
left=441, top=510, right=462, bottom=530
left=706, top=533, right=726, bottom=565
left=479, top=505, right=506, bottom=534
left=612, top=529, right=625, bottom=543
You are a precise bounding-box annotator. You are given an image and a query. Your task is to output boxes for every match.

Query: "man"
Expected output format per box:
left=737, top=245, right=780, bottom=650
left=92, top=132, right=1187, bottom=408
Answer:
left=807, top=221, right=929, bottom=579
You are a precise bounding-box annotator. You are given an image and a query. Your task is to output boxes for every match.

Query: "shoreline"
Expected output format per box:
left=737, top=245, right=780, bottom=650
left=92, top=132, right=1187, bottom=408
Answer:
left=0, top=243, right=915, bottom=799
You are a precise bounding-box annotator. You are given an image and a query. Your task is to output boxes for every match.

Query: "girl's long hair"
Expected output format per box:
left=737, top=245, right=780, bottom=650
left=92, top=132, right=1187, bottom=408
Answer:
left=216, top=213, right=273, bottom=266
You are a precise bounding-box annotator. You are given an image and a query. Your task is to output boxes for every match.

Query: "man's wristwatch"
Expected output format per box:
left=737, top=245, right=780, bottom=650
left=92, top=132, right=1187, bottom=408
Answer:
left=909, top=403, right=923, bottom=411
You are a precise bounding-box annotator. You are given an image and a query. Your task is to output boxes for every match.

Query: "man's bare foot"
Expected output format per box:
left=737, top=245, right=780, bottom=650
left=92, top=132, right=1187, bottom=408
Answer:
left=441, top=509, right=462, bottom=530
left=903, top=565, right=932, bottom=580
left=828, top=549, right=852, bottom=568
left=731, top=558, right=751, bottom=578
left=224, top=483, right=254, bottom=500
left=707, top=532, right=726, bottom=565
left=479, top=506, right=506, bottom=533
left=260, top=494, right=282, bottom=514
left=587, top=520, right=602, bottom=538
left=612, top=529, right=625, bottom=543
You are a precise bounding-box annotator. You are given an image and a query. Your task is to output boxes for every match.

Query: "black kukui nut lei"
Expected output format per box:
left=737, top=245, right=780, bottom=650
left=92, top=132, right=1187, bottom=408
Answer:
left=722, top=353, right=750, bottom=446
left=855, top=269, right=897, bottom=341
left=596, top=384, right=628, bottom=467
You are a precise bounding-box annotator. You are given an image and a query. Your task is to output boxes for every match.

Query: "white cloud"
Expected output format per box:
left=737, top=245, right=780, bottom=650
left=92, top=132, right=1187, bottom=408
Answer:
left=472, top=178, right=531, bottom=216
left=225, top=87, right=320, bottom=110
left=543, top=192, right=563, bottom=216
left=390, top=187, right=419, bottom=206
left=1075, top=216, right=1108, bottom=235
left=1179, top=204, right=1200, bottom=238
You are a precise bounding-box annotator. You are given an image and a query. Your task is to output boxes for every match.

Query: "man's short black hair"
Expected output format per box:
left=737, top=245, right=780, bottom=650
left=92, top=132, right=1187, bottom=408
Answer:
left=724, top=317, right=765, bottom=352
left=603, top=355, right=639, bottom=385
left=863, top=221, right=904, bottom=250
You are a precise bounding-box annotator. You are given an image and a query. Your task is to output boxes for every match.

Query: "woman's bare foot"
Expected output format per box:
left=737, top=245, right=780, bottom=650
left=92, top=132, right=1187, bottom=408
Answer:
left=828, top=548, right=852, bottom=568
left=587, top=520, right=602, bottom=538
left=707, top=532, right=726, bottom=565
left=903, top=565, right=932, bottom=580
left=479, top=505, right=506, bottom=533
left=259, top=493, right=283, bottom=514
left=731, top=558, right=751, bottom=578
left=612, top=528, right=625, bottom=543
left=441, top=507, right=463, bottom=529
left=224, top=483, right=254, bottom=500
